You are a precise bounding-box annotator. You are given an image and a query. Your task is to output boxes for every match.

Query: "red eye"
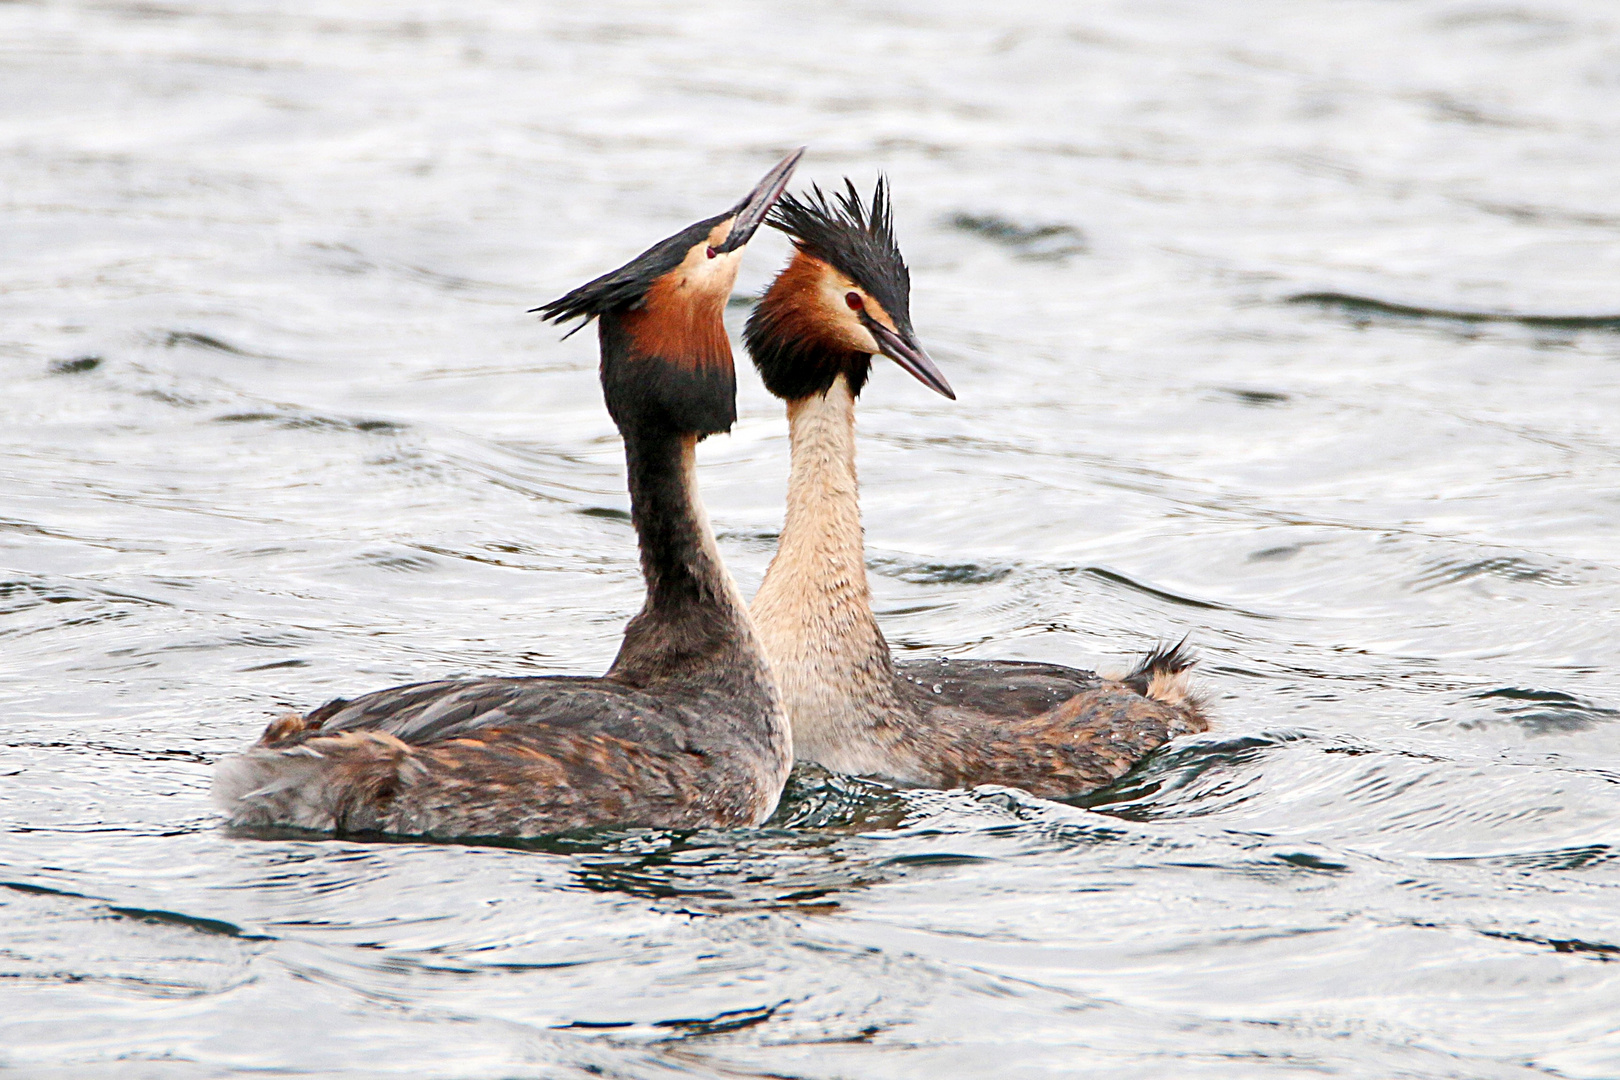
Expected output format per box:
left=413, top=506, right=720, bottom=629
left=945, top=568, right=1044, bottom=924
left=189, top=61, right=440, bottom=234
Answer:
left=845, top=292, right=863, bottom=311
left=706, top=246, right=718, bottom=259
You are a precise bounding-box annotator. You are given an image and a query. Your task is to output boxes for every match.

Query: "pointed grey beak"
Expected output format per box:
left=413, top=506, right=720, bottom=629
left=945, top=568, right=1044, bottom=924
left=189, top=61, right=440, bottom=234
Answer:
left=866, top=319, right=955, bottom=400
left=713, top=148, right=806, bottom=254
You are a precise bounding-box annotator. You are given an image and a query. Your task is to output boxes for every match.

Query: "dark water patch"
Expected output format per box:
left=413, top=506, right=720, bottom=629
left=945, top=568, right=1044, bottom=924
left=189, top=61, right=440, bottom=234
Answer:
left=119, top=629, right=305, bottom=656
left=308, top=240, right=375, bottom=275
left=473, top=959, right=594, bottom=974
left=1482, top=930, right=1620, bottom=963
left=1248, top=544, right=1305, bottom=561
left=394, top=262, right=510, bottom=295
left=881, top=605, right=954, bottom=628
left=1274, top=851, right=1349, bottom=874
left=96, top=2, right=190, bottom=22
left=948, top=212, right=1088, bottom=260
left=3, top=882, right=268, bottom=941
left=1438, top=844, right=1616, bottom=872
left=1476, top=686, right=1587, bottom=704
left=715, top=529, right=782, bottom=557
left=3, top=607, right=138, bottom=638
left=106, top=906, right=272, bottom=941
left=0, top=520, right=56, bottom=540
left=654, top=1001, right=784, bottom=1038
left=356, top=549, right=439, bottom=574
left=163, top=329, right=271, bottom=356
left=137, top=387, right=208, bottom=408
left=1422, top=92, right=1526, bottom=129
left=768, top=765, right=910, bottom=832
left=1288, top=292, right=1620, bottom=331
left=413, top=801, right=914, bottom=909
left=410, top=542, right=539, bottom=571
left=1219, top=387, right=1290, bottom=406
left=213, top=409, right=406, bottom=435
left=1012, top=815, right=1134, bottom=854
left=565, top=847, right=814, bottom=907
left=1077, top=565, right=1274, bottom=618
left=869, top=555, right=1015, bottom=585
left=1466, top=198, right=1620, bottom=230
left=578, top=505, right=632, bottom=522
left=0, top=577, right=170, bottom=617
left=2, top=880, right=97, bottom=901
left=1433, top=8, right=1576, bottom=34
left=253, top=817, right=882, bottom=910
left=49, top=355, right=102, bottom=374
left=1411, top=554, right=1579, bottom=592
left=241, top=658, right=310, bottom=672
left=570, top=861, right=739, bottom=901
left=1462, top=686, right=1619, bottom=735
left=1077, top=730, right=1313, bottom=816
left=884, top=852, right=991, bottom=868
left=397, top=263, right=477, bottom=292
left=6, top=740, right=214, bottom=765
left=0, top=520, right=157, bottom=555
left=726, top=293, right=759, bottom=308
left=1, top=578, right=91, bottom=615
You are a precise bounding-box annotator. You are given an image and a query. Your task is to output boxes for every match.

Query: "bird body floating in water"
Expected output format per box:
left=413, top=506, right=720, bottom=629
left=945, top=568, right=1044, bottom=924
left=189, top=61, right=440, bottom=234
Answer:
left=214, top=149, right=804, bottom=838
left=744, top=178, right=1207, bottom=799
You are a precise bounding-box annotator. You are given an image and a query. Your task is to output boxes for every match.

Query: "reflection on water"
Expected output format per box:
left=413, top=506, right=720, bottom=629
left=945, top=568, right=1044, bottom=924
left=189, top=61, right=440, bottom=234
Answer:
left=3, top=0, right=1620, bottom=1076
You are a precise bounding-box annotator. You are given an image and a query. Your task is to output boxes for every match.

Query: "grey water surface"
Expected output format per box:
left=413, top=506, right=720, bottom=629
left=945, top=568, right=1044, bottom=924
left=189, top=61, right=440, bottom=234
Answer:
left=4, top=1, right=1620, bottom=1076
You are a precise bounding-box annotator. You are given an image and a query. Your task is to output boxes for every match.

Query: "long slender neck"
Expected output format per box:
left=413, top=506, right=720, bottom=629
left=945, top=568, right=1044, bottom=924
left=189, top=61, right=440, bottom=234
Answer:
left=607, top=422, right=759, bottom=689
left=751, top=374, right=910, bottom=770
left=756, top=376, right=874, bottom=630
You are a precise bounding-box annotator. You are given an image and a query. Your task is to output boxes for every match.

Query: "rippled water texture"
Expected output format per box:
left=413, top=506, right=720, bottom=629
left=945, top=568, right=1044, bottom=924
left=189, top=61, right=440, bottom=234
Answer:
left=4, top=1, right=1620, bottom=1075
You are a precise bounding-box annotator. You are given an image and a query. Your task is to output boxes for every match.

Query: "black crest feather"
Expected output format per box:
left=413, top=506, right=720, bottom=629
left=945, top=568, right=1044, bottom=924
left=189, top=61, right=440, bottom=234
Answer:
left=530, top=213, right=726, bottom=337
left=768, top=177, right=913, bottom=337
left=1122, top=635, right=1197, bottom=697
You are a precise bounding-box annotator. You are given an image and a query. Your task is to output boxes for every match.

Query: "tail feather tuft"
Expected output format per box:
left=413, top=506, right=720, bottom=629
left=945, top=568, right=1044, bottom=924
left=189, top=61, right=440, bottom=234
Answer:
left=1121, top=635, right=1202, bottom=718
left=1123, top=634, right=1196, bottom=687
left=213, top=731, right=413, bottom=833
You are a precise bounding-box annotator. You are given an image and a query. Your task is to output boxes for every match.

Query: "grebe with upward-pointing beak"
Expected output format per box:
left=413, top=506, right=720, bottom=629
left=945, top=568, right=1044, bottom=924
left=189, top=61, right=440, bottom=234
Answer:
left=745, top=179, right=1207, bottom=798
left=213, top=150, right=803, bottom=837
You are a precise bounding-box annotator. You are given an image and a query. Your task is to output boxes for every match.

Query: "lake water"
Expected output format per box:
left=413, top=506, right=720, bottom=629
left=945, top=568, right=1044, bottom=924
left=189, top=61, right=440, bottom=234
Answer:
left=4, top=1, right=1620, bottom=1076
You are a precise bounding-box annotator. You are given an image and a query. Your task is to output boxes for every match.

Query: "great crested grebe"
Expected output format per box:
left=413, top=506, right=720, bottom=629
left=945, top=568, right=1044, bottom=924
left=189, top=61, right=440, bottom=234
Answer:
left=745, top=179, right=1207, bottom=799
left=214, top=150, right=803, bottom=838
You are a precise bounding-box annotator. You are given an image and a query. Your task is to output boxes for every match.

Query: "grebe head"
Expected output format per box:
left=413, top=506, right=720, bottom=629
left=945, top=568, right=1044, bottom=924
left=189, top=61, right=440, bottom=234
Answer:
left=745, top=177, right=954, bottom=402
left=535, top=148, right=805, bottom=437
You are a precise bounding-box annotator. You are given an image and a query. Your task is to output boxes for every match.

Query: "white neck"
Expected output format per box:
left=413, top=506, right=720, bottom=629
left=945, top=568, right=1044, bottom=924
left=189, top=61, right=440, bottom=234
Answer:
left=751, top=374, right=909, bottom=774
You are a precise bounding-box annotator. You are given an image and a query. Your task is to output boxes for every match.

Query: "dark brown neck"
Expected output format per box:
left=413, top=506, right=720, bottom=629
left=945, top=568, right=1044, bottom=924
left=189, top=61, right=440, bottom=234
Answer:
left=606, top=411, right=756, bottom=689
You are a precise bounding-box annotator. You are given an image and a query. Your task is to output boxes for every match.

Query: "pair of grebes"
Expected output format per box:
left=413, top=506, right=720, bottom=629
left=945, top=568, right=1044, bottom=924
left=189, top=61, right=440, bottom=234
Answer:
left=215, top=150, right=1207, bottom=837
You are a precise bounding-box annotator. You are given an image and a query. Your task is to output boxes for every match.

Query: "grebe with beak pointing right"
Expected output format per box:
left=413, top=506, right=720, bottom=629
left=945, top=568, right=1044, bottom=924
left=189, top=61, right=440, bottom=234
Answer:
left=214, top=150, right=803, bottom=838
left=745, top=179, right=1207, bottom=799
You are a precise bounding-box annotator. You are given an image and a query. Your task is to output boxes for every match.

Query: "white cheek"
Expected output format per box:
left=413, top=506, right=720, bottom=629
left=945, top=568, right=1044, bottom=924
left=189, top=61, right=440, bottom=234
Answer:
left=716, top=249, right=747, bottom=278
left=821, top=282, right=880, bottom=352
left=847, top=317, right=880, bottom=354
left=685, top=249, right=745, bottom=294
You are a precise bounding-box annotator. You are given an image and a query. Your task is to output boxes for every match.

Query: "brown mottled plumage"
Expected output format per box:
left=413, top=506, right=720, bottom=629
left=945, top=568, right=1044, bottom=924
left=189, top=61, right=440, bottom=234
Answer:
left=744, top=179, right=1207, bottom=799
left=230, top=676, right=776, bottom=834
left=214, top=151, right=804, bottom=838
